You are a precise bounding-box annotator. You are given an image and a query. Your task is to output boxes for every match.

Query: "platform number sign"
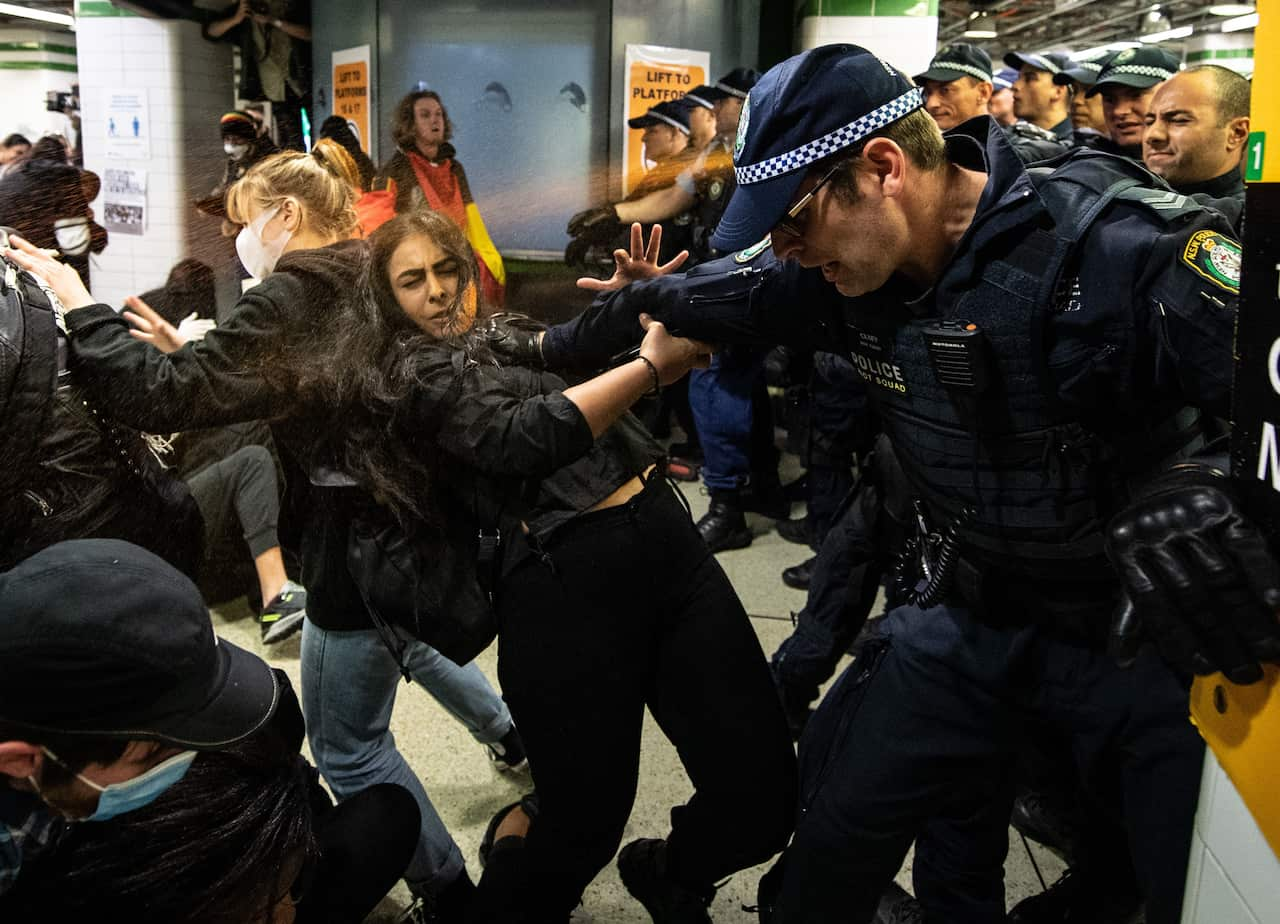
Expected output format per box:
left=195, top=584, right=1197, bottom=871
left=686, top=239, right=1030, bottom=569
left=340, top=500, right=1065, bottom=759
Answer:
left=1247, top=132, right=1266, bottom=183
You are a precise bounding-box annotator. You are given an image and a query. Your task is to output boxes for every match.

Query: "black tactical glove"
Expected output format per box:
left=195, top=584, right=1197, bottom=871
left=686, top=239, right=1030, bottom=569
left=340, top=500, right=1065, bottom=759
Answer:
left=1105, top=462, right=1280, bottom=684
left=566, top=204, right=621, bottom=242
left=479, top=312, right=546, bottom=369
left=563, top=236, right=593, bottom=271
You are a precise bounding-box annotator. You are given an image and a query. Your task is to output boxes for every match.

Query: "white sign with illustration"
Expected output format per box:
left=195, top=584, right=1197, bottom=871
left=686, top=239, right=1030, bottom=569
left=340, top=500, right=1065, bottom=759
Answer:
left=104, top=89, right=150, bottom=160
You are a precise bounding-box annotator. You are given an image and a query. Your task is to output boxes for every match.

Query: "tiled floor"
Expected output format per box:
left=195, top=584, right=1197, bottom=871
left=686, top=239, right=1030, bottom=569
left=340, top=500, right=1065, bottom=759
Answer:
left=212, top=460, right=1065, bottom=922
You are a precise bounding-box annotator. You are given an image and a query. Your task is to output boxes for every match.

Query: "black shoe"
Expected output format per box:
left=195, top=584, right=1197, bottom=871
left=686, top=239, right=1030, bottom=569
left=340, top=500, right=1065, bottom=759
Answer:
left=478, top=791, right=540, bottom=867
left=1006, top=869, right=1142, bottom=924
left=876, top=882, right=924, bottom=924
left=617, top=838, right=713, bottom=923
left=782, top=557, right=816, bottom=590
left=697, top=499, right=752, bottom=553
left=1011, top=789, right=1079, bottom=859
left=775, top=517, right=812, bottom=546
left=485, top=724, right=529, bottom=773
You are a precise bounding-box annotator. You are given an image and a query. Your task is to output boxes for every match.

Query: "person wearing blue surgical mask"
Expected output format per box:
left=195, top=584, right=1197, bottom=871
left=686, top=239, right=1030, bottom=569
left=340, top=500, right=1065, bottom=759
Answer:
left=1, top=737, right=195, bottom=822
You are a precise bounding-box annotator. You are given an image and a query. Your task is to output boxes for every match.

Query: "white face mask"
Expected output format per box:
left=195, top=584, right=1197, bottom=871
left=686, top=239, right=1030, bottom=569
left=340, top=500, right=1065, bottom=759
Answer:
left=224, top=141, right=250, bottom=161
left=236, top=204, right=292, bottom=279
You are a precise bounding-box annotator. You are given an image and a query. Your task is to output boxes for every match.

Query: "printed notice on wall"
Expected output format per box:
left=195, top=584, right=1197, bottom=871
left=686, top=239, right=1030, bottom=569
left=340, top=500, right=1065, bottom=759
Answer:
left=332, top=45, right=372, bottom=160
left=102, top=168, right=146, bottom=236
left=622, top=45, right=709, bottom=196
left=104, top=89, right=149, bottom=160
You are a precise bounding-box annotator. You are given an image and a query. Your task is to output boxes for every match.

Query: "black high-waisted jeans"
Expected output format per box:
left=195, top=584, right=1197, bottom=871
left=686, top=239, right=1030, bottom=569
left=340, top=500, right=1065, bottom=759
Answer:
left=485, top=474, right=797, bottom=919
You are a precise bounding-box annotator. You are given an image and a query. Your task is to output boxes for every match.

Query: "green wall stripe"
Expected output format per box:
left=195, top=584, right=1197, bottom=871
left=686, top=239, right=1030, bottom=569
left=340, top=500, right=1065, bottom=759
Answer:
left=0, top=61, right=78, bottom=72
left=76, top=1, right=135, bottom=16
left=798, top=0, right=938, bottom=16
left=1186, top=48, right=1254, bottom=62
left=0, top=42, right=76, bottom=55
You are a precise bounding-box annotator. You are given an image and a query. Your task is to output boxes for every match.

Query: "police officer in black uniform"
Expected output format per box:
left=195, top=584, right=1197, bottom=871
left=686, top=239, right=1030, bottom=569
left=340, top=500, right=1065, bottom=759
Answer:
left=1143, top=64, right=1250, bottom=229
left=1051, top=53, right=1113, bottom=148
left=1003, top=51, right=1074, bottom=156
left=1087, top=46, right=1181, bottom=159
left=916, top=43, right=1065, bottom=163
left=514, top=45, right=1280, bottom=924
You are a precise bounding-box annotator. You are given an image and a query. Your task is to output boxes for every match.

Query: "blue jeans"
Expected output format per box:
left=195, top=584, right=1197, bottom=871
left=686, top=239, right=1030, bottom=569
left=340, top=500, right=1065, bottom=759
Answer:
left=688, top=346, right=775, bottom=492
left=300, top=618, right=513, bottom=894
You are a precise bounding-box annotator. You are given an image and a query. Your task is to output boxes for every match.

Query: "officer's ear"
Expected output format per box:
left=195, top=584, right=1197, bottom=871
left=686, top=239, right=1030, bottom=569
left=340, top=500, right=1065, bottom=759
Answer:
left=975, top=80, right=993, bottom=107
left=1224, top=115, right=1250, bottom=155
left=861, top=138, right=907, bottom=200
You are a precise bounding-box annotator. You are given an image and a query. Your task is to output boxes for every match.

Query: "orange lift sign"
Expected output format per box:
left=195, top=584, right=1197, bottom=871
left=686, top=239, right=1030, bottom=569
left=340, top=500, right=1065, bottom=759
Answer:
left=622, top=44, right=709, bottom=196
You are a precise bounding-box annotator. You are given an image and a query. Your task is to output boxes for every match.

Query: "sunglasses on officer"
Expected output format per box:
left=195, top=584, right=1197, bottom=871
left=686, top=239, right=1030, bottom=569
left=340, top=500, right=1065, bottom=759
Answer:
left=775, top=162, right=844, bottom=238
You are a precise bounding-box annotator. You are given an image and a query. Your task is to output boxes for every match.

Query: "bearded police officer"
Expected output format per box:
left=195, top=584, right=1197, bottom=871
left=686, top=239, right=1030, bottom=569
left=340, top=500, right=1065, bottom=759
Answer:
left=916, top=43, right=1066, bottom=163
left=517, top=44, right=1278, bottom=923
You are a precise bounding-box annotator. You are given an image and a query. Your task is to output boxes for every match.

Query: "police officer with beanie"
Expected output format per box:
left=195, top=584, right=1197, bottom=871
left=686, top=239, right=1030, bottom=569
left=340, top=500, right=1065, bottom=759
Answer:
left=915, top=43, right=1065, bottom=163
left=514, top=44, right=1278, bottom=923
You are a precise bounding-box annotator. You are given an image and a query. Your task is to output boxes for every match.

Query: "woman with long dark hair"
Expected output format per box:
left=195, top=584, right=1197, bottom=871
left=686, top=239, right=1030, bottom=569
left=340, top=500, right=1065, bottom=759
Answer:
left=322, top=210, right=798, bottom=921
left=4, top=149, right=523, bottom=918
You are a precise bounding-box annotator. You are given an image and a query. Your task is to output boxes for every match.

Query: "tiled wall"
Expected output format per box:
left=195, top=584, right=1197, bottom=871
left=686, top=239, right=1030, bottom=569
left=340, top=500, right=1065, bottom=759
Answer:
left=0, top=29, right=79, bottom=143
left=76, top=11, right=235, bottom=310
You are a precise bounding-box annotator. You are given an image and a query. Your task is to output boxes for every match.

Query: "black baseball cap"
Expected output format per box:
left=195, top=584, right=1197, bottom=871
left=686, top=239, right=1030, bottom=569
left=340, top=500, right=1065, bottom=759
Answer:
left=682, top=86, right=718, bottom=111
left=1003, top=51, right=1072, bottom=76
left=1053, top=52, right=1116, bottom=87
left=628, top=99, right=692, bottom=134
left=914, top=43, right=993, bottom=84
left=700, top=67, right=761, bottom=101
left=711, top=45, right=922, bottom=252
left=1086, top=46, right=1180, bottom=97
left=0, top=539, right=281, bottom=748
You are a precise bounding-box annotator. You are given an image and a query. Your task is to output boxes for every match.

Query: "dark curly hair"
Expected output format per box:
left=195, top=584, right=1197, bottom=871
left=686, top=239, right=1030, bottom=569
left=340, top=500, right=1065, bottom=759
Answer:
left=303, top=209, right=492, bottom=526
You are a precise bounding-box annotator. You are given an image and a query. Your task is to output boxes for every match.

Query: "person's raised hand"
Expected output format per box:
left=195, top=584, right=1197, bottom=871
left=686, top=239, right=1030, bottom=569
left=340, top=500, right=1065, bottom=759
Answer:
left=4, top=234, right=95, bottom=311
left=122, top=296, right=187, bottom=354
left=637, top=312, right=711, bottom=386
left=577, top=223, right=688, bottom=294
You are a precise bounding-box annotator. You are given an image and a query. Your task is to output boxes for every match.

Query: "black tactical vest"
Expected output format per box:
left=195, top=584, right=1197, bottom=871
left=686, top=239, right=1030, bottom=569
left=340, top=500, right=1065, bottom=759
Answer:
left=843, top=153, right=1205, bottom=583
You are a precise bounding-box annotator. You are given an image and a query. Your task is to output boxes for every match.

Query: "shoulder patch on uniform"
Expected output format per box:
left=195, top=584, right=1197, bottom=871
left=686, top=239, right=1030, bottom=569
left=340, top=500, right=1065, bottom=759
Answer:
left=734, top=235, right=771, bottom=263
left=1181, top=229, right=1242, bottom=293
left=1115, top=186, right=1202, bottom=223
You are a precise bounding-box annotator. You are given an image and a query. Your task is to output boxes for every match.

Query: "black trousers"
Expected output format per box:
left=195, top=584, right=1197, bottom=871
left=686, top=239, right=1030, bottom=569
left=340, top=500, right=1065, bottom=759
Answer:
left=485, top=476, right=797, bottom=919
left=770, top=602, right=1204, bottom=924
left=296, top=782, right=420, bottom=923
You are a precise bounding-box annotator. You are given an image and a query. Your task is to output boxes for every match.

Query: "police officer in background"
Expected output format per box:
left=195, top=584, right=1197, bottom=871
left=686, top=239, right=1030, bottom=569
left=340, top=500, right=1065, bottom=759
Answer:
left=567, top=68, right=759, bottom=267
left=916, top=43, right=1066, bottom=162
left=1004, top=50, right=1074, bottom=152
left=1144, top=65, right=1250, bottom=225
left=565, top=98, right=702, bottom=268
left=1088, top=46, right=1181, bottom=159
left=988, top=67, right=1018, bottom=128
left=1051, top=53, right=1112, bottom=145
left=520, top=44, right=1279, bottom=923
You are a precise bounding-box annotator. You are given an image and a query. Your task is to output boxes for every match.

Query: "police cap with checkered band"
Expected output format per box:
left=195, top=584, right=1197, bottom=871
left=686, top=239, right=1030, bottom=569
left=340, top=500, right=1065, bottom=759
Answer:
left=710, top=44, right=923, bottom=252
left=1086, top=46, right=1180, bottom=97
left=914, top=43, right=993, bottom=85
